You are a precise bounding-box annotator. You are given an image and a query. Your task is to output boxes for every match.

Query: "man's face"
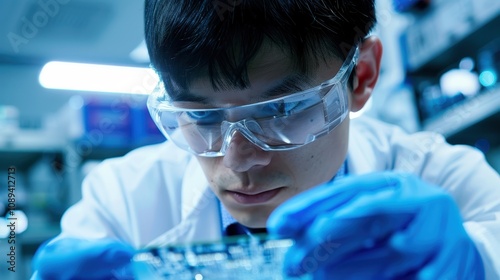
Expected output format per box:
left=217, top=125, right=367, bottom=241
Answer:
left=189, top=43, right=351, bottom=228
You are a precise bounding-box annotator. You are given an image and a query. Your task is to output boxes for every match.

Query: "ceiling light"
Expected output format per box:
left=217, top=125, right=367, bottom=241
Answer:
left=39, top=61, right=159, bottom=95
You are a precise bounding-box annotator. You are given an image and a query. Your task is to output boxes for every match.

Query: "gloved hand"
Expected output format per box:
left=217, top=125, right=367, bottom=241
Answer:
left=267, top=172, right=485, bottom=280
left=32, top=237, right=135, bottom=280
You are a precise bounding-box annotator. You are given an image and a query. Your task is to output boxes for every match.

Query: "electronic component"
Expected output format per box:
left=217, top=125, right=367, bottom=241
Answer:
left=131, top=235, right=311, bottom=280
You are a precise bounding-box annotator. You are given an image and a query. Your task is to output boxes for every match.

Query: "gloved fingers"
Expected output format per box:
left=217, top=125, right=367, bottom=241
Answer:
left=309, top=243, right=426, bottom=280
left=416, top=205, right=482, bottom=280
left=283, top=231, right=367, bottom=277
left=299, top=189, right=416, bottom=253
left=268, top=186, right=360, bottom=237
left=375, top=206, right=442, bottom=279
left=309, top=211, right=413, bottom=251
left=268, top=172, right=400, bottom=237
left=270, top=172, right=444, bottom=238
left=416, top=243, right=455, bottom=280
left=383, top=196, right=469, bottom=279
left=325, top=173, right=449, bottom=224
left=282, top=212, right=412, bottom=276
left=329, top=186, right=419, bottom=218
left=282, top=203, right=439, bottom=278
left=453, top=241, right=486, bottom=280
left=305, top=205, right=438, bottom=279
left=416, top=230, right=479, bottom=280
left=280, top=214, right=373, bottom=276
left=34, top=238, right=135, bottom=280
left=389, top=203, right=443, bottom=255
left=278, top=188, right=416, bottom=277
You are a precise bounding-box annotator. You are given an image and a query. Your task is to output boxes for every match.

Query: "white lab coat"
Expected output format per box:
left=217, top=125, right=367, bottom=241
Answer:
left=54, top=117, right=500, bottom=279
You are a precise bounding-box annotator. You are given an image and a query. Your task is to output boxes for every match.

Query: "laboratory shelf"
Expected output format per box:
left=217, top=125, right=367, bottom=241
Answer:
left=78, top=146, right=135, bottom=161
left=404, top=3, right=500, bottom=74
left=0, top=130, right=65, bottom=170
left=422, top=87, right=500, bottom=138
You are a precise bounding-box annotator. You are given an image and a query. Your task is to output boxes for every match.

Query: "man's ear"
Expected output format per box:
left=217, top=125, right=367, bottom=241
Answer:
left=351, top=36, right=383, bottom=112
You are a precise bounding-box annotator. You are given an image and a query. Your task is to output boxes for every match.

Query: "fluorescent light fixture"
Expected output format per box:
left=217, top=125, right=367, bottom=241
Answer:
left=40, top=61, right=160, bottom=95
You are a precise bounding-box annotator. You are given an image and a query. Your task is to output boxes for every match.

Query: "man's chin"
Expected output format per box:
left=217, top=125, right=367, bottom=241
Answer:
left=225, top=205, right=276, bottom=229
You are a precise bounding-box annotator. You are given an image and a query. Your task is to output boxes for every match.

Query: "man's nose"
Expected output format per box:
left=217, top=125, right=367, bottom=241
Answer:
left=222, top=131, right=272, bottom=172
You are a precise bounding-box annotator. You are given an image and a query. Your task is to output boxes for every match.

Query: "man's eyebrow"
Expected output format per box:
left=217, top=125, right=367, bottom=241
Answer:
left=261, top=74, right=313, bottom=99
left=171, top=74, right=312, bottom=102
left=171, top=90, right=209, bottom=103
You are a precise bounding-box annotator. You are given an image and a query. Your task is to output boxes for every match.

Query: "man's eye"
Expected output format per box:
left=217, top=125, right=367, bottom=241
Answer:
left=185, top=111, right=222, bottom=124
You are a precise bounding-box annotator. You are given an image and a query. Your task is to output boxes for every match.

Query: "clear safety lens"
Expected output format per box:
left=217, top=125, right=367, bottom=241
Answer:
left=148, top=47, right=358, bottom=157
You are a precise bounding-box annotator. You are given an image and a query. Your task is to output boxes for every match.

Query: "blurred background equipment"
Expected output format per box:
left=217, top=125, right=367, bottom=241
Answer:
left=395, top=0, right=500, bottom=155
left=0, top=1, right=163, bottom=279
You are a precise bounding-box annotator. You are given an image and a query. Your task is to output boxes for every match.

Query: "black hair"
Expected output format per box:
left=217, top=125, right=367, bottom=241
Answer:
left=144, top=0, right=376, bottom=94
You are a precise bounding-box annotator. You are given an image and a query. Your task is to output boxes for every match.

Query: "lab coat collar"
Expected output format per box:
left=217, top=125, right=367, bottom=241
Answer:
left=347, top=118, right=389, bottom=175
left=179, top=157, right=223, bottom=242
left=180, top=157, right=216, bottom=220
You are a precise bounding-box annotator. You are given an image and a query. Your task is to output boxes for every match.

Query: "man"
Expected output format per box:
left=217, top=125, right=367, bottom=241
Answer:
left=33, top=0, right=500, bottom=279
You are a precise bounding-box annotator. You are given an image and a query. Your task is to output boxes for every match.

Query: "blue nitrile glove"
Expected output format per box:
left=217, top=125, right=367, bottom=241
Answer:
left=267, top=172, right=485, bottom=280
left=32, top=237, right=135, bottom=280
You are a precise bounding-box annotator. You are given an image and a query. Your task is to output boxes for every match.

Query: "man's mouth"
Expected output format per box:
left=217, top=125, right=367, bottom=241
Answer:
left=226, top=187, right=284, bottom=205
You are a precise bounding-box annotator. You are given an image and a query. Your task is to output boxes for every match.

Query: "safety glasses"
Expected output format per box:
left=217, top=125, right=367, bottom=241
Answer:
left=148, top=47, right=359, bottom=157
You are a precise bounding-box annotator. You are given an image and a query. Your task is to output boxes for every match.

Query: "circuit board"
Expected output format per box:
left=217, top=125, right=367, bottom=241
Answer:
left=131, top=235, right=311, bottom=280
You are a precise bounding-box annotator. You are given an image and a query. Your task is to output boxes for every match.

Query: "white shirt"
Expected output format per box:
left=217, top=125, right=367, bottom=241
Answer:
left=54, top=117, right=500, bottom=279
